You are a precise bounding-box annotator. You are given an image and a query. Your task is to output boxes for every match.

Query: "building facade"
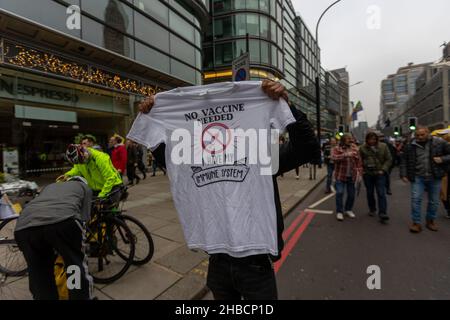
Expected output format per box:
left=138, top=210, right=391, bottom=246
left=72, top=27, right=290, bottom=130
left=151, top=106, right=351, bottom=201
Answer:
left=379, top=62, right=430, bottom=130
left=389, top=45, right=450, bottom=133
left=330, top=68, right=350, bottom=129
left=0, top=0, right=208, bottom=175
left=203, top=0, right=342, bottom=137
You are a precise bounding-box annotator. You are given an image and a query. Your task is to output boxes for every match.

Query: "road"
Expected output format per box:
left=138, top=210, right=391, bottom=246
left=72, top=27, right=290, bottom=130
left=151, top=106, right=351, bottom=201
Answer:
left=276, top=170, right=450, bottom=300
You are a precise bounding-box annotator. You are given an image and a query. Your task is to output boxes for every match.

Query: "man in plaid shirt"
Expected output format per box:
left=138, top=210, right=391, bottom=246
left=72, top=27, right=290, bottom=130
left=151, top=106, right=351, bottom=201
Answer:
left=332, top=134, right=363, bottom=221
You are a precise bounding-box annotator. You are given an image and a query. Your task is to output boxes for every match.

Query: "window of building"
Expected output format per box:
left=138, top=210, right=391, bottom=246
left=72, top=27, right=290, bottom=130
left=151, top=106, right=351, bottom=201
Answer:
left=215, top=42, right=233, bottom=65
left=134, top=0, right=168, bottom=25
left=260, top=41, right=269, bottom=64
left=82, top=16, right=134, bottom=58
left=260, top=15, right=269, bottom=39
left=170, top=34, right=196, bottom=66
left=246, top=14, right=259, bottom=36
left=134, top=11, right=169, bottom=53
left=213, top=0, right=231, bottom=13
left=82, top=0, right=133, bottom=34
left=246, top=0, right=259, bottom=10
left=250, top=40, right=260, bottom=63
left=234, top=14, right=247, bottom=36
left=171, top=59, right=196, bottom=84
left=169, top=10, right=195, bottom=43
left=135, top=41, right=170, bottom=73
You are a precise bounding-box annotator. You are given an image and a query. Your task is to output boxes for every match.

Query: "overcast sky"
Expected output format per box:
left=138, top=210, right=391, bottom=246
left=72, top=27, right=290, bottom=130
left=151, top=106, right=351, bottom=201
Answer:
left=291, top=0, right=450, bottom=126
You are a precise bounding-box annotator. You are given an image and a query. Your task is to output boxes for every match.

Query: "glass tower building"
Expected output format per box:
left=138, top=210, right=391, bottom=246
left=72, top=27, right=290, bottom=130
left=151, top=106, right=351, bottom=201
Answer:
left=203, top=0, right=340, bottom=136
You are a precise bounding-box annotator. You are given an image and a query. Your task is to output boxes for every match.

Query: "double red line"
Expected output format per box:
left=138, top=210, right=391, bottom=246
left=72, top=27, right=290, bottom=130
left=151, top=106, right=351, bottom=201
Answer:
left=274, top=211, right=315, bottom=274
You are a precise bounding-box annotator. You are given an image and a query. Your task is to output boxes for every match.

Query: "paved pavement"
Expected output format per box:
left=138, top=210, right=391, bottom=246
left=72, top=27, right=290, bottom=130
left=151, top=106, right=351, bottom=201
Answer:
left=276, top=170, right=450, bottom=300
left=2, top=166, right=326, bottom=300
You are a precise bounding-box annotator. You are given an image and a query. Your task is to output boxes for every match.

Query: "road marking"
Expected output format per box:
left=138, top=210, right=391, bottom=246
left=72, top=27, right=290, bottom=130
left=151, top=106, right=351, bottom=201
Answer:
left=308, top=186, right=336, bottom=209
left=282, top=211, right=307, bottom=241
left=305, top=209, right=334, bottom=215
left=275, top=212, right=315, bottom=274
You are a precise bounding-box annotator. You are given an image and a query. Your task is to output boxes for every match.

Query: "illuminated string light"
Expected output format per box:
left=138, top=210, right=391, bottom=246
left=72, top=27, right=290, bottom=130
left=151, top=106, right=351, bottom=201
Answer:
left=4, top=43, right=161, bottom=96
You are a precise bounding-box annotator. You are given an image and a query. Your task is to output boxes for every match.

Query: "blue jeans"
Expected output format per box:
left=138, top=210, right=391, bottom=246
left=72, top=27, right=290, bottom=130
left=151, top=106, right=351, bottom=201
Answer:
left=326, top=163, right=334, bottom=191
left=411, top=177, right=442, bottom=223
left=335, top=177, right=356, bottom=213
left=363, top=174, right=387, bottom=216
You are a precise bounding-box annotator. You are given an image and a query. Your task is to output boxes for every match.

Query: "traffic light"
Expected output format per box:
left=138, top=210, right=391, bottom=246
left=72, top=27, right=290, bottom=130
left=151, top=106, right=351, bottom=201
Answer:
left=338, top=125, right=345, bottom=136
left=394, top=126, right=400, bottom=136
left=408, top=117, right=417, bottom=131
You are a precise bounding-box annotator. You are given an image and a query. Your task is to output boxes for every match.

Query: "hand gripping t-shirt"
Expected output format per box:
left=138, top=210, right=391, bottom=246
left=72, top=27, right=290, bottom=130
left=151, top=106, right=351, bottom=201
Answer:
left=127, top=81, right=295, bottom=257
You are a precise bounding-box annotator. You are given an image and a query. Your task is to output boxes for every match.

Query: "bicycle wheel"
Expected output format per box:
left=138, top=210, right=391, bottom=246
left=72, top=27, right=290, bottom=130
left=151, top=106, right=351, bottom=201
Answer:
left=119, top=214, right=154, bottom=265
left=0, top=218, right=27, bottom=277
left=87, top=217, right=135, bottom=284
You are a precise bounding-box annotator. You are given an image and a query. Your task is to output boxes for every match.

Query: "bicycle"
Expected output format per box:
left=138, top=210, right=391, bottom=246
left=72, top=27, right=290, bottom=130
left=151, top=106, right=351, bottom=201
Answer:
left=85, top=197, right=135, bottom=284
left=98, top=186, right=154, bottom=266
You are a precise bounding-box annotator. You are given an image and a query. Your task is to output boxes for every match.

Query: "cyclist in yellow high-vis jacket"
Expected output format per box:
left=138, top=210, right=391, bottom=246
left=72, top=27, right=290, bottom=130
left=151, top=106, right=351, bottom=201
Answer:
left=58, top=144, right=123, bottom=199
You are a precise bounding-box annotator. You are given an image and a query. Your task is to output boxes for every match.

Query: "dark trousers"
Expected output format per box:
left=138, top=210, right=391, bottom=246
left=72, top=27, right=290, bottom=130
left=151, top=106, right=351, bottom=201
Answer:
left=206, top=254, right=278, bottom=300
left=137, top=161, right=146, bottom=177
left=385, top=169, right=392, bottom=193
left=14, top=219, right=93, bottom=300
left=363, top=174, right=387, bottom=216
left=326, top=163, right=335, bottom=191
left=127, top=163, right=139, bottom=184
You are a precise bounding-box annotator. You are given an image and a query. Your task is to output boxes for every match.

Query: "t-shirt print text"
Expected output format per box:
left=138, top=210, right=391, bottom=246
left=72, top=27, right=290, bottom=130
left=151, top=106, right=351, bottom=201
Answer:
left=191, top=158, right=250, bottom=187
left=184, top=103, right=245, bottom=125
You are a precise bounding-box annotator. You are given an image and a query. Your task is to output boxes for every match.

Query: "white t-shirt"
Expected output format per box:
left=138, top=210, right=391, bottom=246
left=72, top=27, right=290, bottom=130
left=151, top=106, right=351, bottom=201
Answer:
left=127, top=81, right=295, bottom=257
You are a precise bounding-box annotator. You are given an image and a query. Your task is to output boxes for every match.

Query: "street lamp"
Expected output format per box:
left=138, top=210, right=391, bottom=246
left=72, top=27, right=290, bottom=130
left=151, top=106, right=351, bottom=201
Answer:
left=315, top=0, right=343, bottom=146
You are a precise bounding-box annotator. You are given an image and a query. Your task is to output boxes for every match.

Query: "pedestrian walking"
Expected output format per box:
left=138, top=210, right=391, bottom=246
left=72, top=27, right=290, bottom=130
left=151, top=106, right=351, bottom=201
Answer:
left=359, top=132, right=392, bottom=223
left=126, top=140, right=140, bottom=186
left=109, top=136, right=127, bottom=178
left=135, top=142, right=147, bottom=180
left=400, top=126, right=450, bottom=233
left=379, top=134, right=397, bottom=195
left=323, top=138, right=337, bottom=193
left=332, top=134, right=363, bottom=221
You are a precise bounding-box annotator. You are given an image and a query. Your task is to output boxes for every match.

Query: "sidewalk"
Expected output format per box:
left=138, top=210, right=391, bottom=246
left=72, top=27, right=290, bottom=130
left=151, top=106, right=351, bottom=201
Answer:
left=5, top=166, right=326, bottom=300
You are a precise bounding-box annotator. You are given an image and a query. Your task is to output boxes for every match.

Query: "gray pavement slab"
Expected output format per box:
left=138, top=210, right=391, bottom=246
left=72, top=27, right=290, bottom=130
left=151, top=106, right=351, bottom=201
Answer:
left=100, top=263, right=181, bottom=300
left=156, top=246, right=208, bottom=275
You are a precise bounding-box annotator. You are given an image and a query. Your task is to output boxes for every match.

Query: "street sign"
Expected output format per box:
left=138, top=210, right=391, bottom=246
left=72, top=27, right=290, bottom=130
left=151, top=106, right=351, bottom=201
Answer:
left=232, top=53, right=250, bottom=82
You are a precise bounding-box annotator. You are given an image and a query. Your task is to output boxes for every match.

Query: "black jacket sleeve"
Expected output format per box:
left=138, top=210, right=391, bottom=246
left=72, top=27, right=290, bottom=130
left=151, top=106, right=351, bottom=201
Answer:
left=275, top=106, right=321, bottom=177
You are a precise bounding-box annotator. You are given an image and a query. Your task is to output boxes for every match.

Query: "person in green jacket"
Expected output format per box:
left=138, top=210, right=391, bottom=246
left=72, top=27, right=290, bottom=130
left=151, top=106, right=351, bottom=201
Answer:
left=58, top=144, right=123, bottom=200
left=359, top=132, right=392, bottom=224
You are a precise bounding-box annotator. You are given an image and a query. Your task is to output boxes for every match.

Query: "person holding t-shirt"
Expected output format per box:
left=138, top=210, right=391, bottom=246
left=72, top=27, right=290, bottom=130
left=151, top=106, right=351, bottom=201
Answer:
left=131, top=80, right=320, bottom=300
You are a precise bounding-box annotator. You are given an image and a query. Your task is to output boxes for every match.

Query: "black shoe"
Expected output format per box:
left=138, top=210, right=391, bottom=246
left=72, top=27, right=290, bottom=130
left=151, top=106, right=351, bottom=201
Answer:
left=127, top=182, right=134, bottom=186
left=143, top=173, right=147, bottom=179
left=387, top=190, right=392, bottom=195
left=379, top=214, right=390, bottom=223
left=136, top=178, right=140, bottom=185
left=368, top=211, right=376, bottom=217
